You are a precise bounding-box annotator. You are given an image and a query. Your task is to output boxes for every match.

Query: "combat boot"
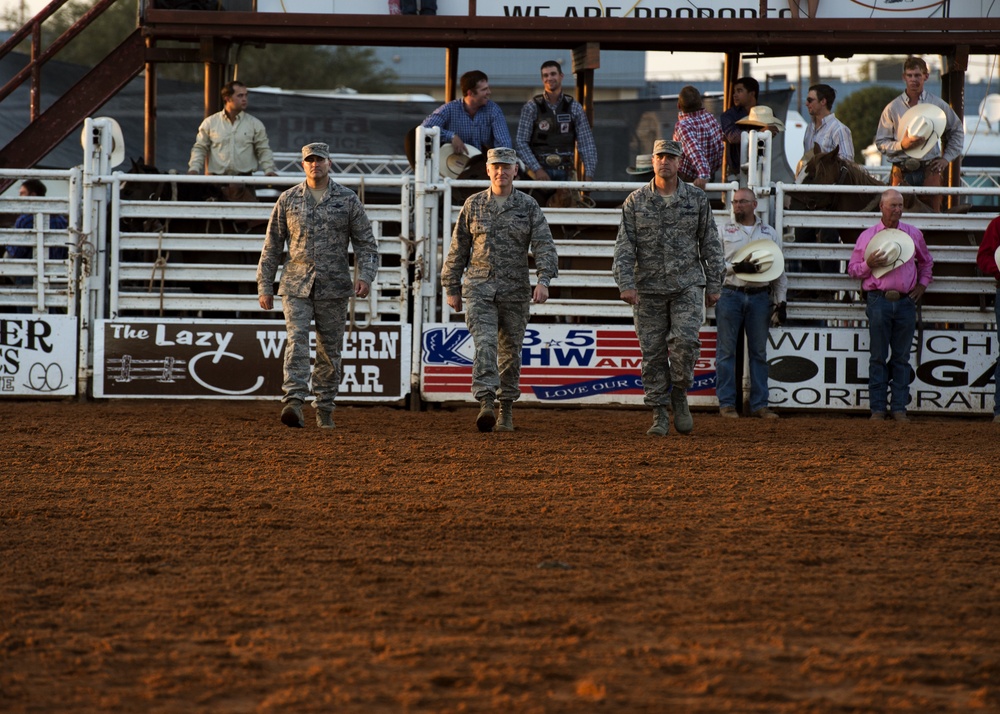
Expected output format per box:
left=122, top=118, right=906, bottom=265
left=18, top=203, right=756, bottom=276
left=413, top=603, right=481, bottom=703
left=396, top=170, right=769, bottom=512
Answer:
left=671, top=389, right=694, bottom=434
left=495, top=400, right=514, bottom=432
left=280, top=399, right=304, bottom=428
left=316, top=410, right=336, bottom=429
left=646, top=405, right=670, bottom=436
left=476, top=398, right=497, bottom=432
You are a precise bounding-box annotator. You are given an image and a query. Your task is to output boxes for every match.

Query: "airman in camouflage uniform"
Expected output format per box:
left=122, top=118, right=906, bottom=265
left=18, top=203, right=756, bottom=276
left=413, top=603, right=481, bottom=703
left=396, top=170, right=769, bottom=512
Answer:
left=442, top=147, right=558, bottom=433
left=257, top=142, right=379, bottom=430
left=613, top=139, right=725, bottom=436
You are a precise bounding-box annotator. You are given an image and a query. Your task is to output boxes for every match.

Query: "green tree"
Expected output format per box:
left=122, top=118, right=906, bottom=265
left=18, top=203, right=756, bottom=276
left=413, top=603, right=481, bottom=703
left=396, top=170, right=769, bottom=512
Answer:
left=5, top=0, right=396, bottom=92
left=835, top=85, right=900, bottom=159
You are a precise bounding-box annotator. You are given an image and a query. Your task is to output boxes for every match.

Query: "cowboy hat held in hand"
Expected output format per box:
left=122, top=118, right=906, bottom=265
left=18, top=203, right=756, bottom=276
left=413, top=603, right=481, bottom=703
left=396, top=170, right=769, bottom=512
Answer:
left=864, top=228, right=916, bottom=278
left=897, top=103, right=948, bottom=159
left=736, top=105, right=785, bottom=132
left=729, top=239, right=785, bottom=283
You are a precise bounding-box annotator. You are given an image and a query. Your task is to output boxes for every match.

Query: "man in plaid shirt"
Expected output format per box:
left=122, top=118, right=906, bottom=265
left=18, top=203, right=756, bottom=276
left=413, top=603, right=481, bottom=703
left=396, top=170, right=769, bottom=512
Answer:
left=673, top=85, right=724, bottom=190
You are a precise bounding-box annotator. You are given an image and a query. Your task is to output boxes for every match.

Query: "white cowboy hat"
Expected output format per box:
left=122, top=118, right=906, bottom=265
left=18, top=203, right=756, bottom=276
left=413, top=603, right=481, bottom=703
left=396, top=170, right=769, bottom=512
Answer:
left=730, top=238, right=785, bottom=283
left=626, top=154, right=653, bottom=175
left=86, top=117, right=125, bottom=168
left=736, top=105, right=785, bottom=132
left=992, top=244, right=1000, bottom=274
left=864, top=228, right=915, bottom=278
left=439, top=143, right=481, bottom=180
left=897, top=103, right=947, bottom=159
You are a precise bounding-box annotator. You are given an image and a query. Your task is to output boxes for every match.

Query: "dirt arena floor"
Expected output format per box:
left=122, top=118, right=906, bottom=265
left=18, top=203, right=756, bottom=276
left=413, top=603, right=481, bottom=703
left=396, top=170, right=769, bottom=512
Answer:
left=2, top=399, right=999, bottom=713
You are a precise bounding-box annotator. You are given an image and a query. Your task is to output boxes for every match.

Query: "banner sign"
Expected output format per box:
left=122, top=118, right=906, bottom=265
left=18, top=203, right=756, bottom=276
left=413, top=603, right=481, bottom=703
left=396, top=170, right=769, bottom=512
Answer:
left=256, top=0, right=993, bottom=19
left=0, top=314, right=76, bottom=397
left=421, top=323, right=719, bottom=406
left=767, top=327, right=997, bottom=414
left=95, top=319, right=411, bottom=401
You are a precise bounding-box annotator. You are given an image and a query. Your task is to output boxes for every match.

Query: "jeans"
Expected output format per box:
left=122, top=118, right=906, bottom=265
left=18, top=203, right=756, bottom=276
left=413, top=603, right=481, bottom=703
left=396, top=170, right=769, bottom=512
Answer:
left=994, top=288, right=1000, bottom=415
left=715, top=287, right=772, bottom=412
left=866, top=292, right=916, bottom=414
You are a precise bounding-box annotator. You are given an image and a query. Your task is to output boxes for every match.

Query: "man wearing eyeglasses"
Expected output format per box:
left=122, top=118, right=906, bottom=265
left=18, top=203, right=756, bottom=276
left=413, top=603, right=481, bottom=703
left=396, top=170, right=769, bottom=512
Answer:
left=716, top=188, right=787, bottom=420
left=800, top=84, right=854, bottom=276
left=257, top=142, right=380, bottom=430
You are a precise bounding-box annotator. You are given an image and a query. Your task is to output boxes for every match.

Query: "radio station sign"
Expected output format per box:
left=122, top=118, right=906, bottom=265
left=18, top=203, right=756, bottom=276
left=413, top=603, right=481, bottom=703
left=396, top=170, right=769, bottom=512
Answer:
left=421, top=323, right=718, bottom=406
left=768, top=327, right=997, bottom=414
left=0, top=314, right=76, bottom=397
left=256, top=0, right=991, bottom=19
left=95, top=319, right=410, bottom=401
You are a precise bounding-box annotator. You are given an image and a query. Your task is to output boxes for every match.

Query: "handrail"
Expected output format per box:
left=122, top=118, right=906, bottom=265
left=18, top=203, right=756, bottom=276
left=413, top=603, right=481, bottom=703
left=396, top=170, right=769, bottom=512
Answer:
left=0, top=0, right=123, bottom=115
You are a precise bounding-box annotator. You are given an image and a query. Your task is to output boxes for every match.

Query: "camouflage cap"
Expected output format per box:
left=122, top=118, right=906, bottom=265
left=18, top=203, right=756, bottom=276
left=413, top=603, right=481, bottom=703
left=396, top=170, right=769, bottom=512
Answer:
left=652, top=139, right=683, bottom=157
left=486, top=147, right=518, bottom=164
left=302, top=142, right=330, bottom=160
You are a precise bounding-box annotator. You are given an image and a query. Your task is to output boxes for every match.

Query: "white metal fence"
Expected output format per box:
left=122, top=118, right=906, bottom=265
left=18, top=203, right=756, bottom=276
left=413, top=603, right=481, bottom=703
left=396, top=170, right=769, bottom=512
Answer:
left=3, top=121, right=1000, bottom=400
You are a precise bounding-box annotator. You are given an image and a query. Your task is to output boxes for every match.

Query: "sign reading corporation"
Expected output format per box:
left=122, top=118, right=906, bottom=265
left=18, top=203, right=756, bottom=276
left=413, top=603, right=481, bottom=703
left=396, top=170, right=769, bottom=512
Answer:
left=768, top=327, right=998, bottom=414
left=94, top=319, right=411, bottom=401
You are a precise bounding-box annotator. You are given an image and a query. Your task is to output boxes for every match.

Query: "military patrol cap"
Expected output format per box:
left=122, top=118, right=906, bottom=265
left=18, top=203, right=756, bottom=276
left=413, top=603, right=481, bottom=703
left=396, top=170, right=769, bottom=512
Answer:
left=652, top=139, right=683, bottom=157
left=486, top=147, right=518, bottom=164
left=302, top=142, right=330, bottom=160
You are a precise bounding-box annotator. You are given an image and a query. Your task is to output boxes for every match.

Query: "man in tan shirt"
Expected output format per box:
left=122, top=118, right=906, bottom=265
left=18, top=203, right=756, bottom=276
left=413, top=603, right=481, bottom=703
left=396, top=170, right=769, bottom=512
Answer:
left=188, top=81, right=277, bottom=177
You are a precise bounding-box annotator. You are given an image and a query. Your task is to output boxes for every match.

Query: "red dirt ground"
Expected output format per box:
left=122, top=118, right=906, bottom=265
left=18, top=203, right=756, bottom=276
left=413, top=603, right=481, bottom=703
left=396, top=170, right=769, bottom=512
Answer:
left=2, top=400, right=999, bottom=713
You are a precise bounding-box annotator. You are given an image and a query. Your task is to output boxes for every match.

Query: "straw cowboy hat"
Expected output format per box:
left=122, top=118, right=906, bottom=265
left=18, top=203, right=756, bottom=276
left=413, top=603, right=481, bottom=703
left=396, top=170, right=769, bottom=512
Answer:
left=626, top=154, right=654, bottom=175
left=439, top=143, right=482, bottom=180
left=864, top=228, right=915, bottom=279
left=730, top=238, right=785, bottom=283
left=994, top=244, right=1000, bottom=274
left=736, top=105, right=785, bottom=132
left=897, top=103, right=948, bottom=159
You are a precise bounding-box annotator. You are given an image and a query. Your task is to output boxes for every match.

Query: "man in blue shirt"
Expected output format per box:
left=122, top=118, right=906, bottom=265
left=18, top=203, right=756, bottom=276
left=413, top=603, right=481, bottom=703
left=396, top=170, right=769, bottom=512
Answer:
left=6, top=179, right=69, bottom=261
left=421, top=70, right=513, bottom=158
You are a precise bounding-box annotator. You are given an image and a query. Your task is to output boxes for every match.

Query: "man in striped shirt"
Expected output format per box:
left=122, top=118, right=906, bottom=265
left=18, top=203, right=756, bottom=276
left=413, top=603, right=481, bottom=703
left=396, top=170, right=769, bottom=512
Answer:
left=673, top=85, right=724, bottom=190
left=803, top=84, right=854, bottom=160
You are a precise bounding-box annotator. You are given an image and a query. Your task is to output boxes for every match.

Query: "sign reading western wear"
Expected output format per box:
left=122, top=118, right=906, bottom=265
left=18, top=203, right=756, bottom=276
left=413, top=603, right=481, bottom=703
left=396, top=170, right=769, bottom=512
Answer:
left=767, top=327, right=997, bottom=414
left=95, top=319, right=410, bottom=401
left=0, top=314, right=76, bottom=397
left=420, top=323, right=719, bottom=406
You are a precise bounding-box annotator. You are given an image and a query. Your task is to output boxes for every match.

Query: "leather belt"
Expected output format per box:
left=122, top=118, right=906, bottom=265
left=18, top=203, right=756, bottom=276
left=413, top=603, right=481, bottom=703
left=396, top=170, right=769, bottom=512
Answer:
left=725, top=285, right=768, bottom=295
left=893, top=158, right=925, bottom=173
left=868, top=289, right=903, bottom=301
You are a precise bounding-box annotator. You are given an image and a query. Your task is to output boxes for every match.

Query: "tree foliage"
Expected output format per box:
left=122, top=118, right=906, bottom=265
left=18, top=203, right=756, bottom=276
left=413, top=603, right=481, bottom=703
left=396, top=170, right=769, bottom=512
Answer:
left=4, top=0, right=396, bottom=92
left=835, top=85, right=900, bottom=159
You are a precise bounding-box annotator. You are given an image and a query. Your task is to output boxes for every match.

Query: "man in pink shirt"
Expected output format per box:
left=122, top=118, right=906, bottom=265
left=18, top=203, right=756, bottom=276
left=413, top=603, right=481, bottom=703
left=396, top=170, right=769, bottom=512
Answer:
left=975, top=216, right=1000, bottom=423
left=848, top=189, right=934, bottom=422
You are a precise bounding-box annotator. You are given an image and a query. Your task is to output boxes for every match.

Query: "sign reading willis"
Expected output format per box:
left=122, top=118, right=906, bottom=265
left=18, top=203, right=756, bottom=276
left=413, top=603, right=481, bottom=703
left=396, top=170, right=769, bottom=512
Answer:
left=95, top=320, right=410, bottom=401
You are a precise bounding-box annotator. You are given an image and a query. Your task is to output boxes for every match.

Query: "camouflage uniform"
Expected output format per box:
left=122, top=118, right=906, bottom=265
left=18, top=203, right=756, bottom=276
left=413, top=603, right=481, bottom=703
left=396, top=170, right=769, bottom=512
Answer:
left=257, top=180, right=379, bottom=411
left=442, top=187, right=558, bottom=402
left=613, top=179, right=725, bottom=406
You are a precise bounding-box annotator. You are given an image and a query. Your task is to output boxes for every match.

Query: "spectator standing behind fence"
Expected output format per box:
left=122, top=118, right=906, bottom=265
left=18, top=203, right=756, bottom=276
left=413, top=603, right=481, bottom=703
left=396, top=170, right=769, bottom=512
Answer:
left=800, top=84, right=854, bottom=273
left=5, top=179, right=68, bottom=261
left=613, top=139, right=725, bottom=437
left=975, top=215, right=1000, bottom=424
left=716, top=188, right=786, bottom=420
left=515, top=60, right=597, bottom=182
left=421, top=70, right=512, bottom=158
left=441, top=147, right=558, bottom=433
left=847, top=189, right=933, bottom=423
left=672, top=85, right=724, bottom=190
left=188, top=81, right=277, bottom=178
left=4, top=179, right=69, bottom=314
left=720, top=76, right=759, bottom=178
left=257, top=142, right=379, bottom=431
left=874, top=56, right=963, bottom=213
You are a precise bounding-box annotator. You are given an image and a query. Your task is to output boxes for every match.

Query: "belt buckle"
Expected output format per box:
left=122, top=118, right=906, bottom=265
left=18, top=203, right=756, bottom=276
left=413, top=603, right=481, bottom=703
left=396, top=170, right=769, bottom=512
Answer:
left=544, top=154, right=563, bottom=167
left=902, top=157, right=922, bottom=173
left=885, top=290, right=902, bottom=301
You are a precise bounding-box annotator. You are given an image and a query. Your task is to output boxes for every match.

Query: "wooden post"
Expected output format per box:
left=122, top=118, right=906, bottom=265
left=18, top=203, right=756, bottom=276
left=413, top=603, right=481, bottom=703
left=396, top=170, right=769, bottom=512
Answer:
left=942, top=48, right=968, bottom=209
left=721, top=52, right=740, bottom=181
left=445, top=47, right=459, bottom=102
left=144, top=36, right=157, bottom=166
left=572, top=43, right=599, bottom=180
